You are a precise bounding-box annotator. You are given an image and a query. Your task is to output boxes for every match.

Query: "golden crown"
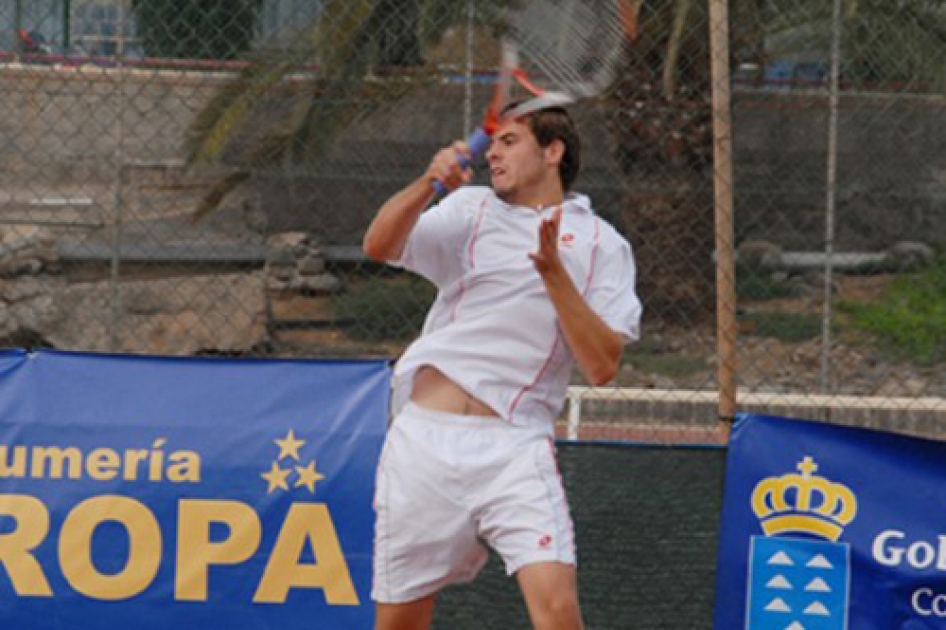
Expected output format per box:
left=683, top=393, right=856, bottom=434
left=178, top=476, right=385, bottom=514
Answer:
left=751, top=456, right=857, bottom=541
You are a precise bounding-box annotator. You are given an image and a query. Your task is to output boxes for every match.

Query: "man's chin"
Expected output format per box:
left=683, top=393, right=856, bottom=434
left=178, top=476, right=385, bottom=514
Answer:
left=495, top=191, right=515, bottom=204
left=492, top=183, right=513, bottom=201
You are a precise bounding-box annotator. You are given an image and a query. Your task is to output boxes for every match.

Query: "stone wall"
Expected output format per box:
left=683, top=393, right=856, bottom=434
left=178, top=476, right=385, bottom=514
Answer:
left=733, top=91, right=946, bottom=251
left=0, top=63, right=943, bottom=252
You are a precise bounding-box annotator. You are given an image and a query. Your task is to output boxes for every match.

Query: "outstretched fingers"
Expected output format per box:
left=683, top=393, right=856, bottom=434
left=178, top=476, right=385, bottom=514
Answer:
left=529, top=206, right=563, bottom=274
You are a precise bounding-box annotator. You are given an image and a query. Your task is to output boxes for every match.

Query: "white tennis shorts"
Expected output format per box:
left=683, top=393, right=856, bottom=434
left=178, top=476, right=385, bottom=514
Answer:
left=372, top=402, right=576, bottom=604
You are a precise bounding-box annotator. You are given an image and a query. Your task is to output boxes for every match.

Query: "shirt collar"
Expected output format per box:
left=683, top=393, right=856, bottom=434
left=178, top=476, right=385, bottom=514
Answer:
left=492, top=190, right=594, bottom=215
left=564, top=192, right=593, bottom=214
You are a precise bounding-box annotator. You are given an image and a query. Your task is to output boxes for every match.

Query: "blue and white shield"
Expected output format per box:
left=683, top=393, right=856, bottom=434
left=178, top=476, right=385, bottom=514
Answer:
left=746, top=536, right=849, bottom=630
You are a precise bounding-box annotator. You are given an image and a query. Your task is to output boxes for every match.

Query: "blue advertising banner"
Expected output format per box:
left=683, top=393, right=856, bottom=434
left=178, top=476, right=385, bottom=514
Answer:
left=716, top=413, right=946, bottom=630
left=0, top=349, right=389, bottom=630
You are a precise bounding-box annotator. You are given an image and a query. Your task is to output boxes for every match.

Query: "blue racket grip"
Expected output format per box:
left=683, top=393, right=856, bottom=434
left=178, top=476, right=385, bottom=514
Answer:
left=431, top=127, right=493, bottom=195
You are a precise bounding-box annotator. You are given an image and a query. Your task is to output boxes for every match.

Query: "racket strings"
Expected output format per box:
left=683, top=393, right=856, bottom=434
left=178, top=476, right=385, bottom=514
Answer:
left=512, top=0, right=630, bottom=97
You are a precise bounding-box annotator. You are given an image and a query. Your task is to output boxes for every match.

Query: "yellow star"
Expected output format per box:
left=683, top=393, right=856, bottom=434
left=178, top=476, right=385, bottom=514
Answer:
left=261, top=462, right=291, bottom=493
left=274, top=429, right=306, bottom=461
left=295, top=460, right=326, bottom=494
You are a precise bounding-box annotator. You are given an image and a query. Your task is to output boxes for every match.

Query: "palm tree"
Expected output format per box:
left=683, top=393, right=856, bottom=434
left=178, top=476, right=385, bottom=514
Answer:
left=186, top=0, right=500, bottom=219
left=185, top=0, right=944, bottom=326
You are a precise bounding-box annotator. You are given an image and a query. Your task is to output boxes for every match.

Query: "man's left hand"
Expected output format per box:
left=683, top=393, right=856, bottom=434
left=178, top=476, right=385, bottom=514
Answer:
left=529, top=206, right=565, bottom=277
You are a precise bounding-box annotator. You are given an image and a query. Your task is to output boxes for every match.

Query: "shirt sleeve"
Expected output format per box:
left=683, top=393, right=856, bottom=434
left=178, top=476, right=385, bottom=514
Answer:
left=585, top=232, right=642, bottom=343
left=388, top=188, right=478, bottom=288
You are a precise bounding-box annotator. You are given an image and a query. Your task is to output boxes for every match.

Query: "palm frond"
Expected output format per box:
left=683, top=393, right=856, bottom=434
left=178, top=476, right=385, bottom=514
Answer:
left=187, top=0, right=430, bottom=219
left=187, top=55, right=300, bottom=165
left=190, top=171, right=252, bottom=222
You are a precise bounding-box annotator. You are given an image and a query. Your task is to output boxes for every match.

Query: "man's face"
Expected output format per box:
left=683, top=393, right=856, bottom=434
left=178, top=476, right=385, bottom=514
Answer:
left=486, top=118, right=559, bottom=204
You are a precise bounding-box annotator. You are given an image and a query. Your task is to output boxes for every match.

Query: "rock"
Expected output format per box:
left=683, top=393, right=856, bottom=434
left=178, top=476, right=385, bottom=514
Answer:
left=264, top=232, right=341, bottom=295
left=266, top=232, right=311, bottom=253
left=0, top=273, right=267, bottom=355
left=886, top=241, right=936, bottom=271
left=737, top=240, right=783, bottom=268
left=298, top=255, right=326, bottom=276
left=1, top=277, right=49, bottom=302
left=0, top=226, right=60, bottom=278
left=0, top=258, right=43, bottom=278
left=266, top=248, right=295, bottom=266
left=294, top=273, right=341, bottom=294
left=268, top=264, right=295, bottom=283
left=123, top=285, right=171, bottom=315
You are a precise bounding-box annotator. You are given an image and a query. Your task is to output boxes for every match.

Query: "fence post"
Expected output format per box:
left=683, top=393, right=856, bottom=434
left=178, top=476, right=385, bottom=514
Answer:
left=708, top=0, right=737, bottom=435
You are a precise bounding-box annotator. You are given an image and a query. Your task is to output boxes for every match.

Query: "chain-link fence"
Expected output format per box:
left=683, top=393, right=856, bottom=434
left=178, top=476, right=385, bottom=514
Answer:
left=1, top=0, right=944, bottom=441
left=1, top=2, right=944, bottom=627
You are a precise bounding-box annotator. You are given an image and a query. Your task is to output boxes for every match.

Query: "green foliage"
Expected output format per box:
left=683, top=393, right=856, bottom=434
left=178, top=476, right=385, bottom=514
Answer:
left=843, top=0, right=946, bottom=90
left=625, top=351, right=708, bottom=379
left=744, top=0, right=946, bottom=90
left=740, top=311, right=824, bottom=343
left=735, top=264, right=800, bottom=300
left=132, top=0, right=262, bottom=61
left=622, top=337, right=709, bottom=378
left=185, top=0, right=449, bottom=218
left=335, top=276, right=436, bottom=343
left=839, top=258, right=946, bottom=365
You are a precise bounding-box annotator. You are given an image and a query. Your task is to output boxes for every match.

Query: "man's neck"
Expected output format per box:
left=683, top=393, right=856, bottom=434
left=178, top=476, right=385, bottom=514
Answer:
left=499, top=187, right=566, bottom=211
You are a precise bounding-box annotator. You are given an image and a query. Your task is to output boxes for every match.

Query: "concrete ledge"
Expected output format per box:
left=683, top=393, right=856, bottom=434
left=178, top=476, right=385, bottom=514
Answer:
left=56, top=241, right=366, bottom=265
left=564, top=386, right=946, bottom=441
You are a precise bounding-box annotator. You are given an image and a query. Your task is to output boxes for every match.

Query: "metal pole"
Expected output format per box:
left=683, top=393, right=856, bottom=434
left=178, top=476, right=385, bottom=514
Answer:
left=708, top=0, right=737, bottom=436
left=117, top=0, right=126, bottom=58
left=63, top=0, right=72, bottom=51
left=109, top=19, right=128, bottom=352
left=110, top=163, right=125, bottom=352
left=464, top=0, right=473, bottom=136
left=14, top=0, right=23, bottom=56
left=821, top=0, right=844, bottom=393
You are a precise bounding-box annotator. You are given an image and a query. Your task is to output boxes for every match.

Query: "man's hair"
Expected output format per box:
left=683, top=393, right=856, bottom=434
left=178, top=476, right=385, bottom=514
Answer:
left=503, top=104, right=581, bottom=191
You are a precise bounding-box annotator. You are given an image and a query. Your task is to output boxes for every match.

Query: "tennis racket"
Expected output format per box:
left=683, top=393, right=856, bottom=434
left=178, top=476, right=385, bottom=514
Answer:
left=432, top=0, right=638, bottom=194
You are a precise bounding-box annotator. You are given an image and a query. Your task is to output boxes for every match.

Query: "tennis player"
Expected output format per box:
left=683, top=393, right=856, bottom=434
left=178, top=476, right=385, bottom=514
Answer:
left=363, top=104, right=641, bottom=630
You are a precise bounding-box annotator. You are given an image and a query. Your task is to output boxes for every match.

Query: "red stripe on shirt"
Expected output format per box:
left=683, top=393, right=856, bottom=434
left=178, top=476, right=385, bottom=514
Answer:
left=582, top=218, right=600, bottom=297
left=449, top=197, right=487, bottom=323
left=508, top=331, right=561, bottom=419
left=509, top=213, right=599, bottom=419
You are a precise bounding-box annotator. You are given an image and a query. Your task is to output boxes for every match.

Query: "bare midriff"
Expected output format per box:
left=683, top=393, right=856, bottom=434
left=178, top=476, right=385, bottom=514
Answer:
left=411, top=365, right=500, bottom=417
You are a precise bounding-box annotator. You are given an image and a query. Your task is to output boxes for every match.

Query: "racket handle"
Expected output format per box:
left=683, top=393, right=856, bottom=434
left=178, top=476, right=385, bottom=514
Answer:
left=431, top=127, right=493, bottom=195
left=466, top=127, right=493, bottom=158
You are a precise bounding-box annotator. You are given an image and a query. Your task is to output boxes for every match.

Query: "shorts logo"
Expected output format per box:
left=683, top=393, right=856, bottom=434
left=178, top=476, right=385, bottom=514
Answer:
left=538, top=535, right=553, bottom=549
left=746, top=457, right=858, bottom=630
left=560, top=233, right=576, bottom=247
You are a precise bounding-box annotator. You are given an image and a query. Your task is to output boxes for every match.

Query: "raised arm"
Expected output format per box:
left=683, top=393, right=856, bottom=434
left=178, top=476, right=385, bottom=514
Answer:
left=363, top=141, right=472, bottom=262
left=529, top=207, right=624, bottom=386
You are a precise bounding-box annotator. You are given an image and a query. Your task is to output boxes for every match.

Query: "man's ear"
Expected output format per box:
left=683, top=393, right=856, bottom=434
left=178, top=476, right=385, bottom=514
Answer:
left=544, top=138, right=565, bottom=167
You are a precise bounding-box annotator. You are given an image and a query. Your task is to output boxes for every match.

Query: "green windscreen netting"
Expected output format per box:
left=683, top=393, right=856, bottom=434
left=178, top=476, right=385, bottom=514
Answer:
left=434, top=444, right=726, bottom=629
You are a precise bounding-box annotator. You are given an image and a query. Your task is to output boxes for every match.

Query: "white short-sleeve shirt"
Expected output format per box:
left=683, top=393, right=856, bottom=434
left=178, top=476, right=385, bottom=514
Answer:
left=390, top=186, right=641, bottom=432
